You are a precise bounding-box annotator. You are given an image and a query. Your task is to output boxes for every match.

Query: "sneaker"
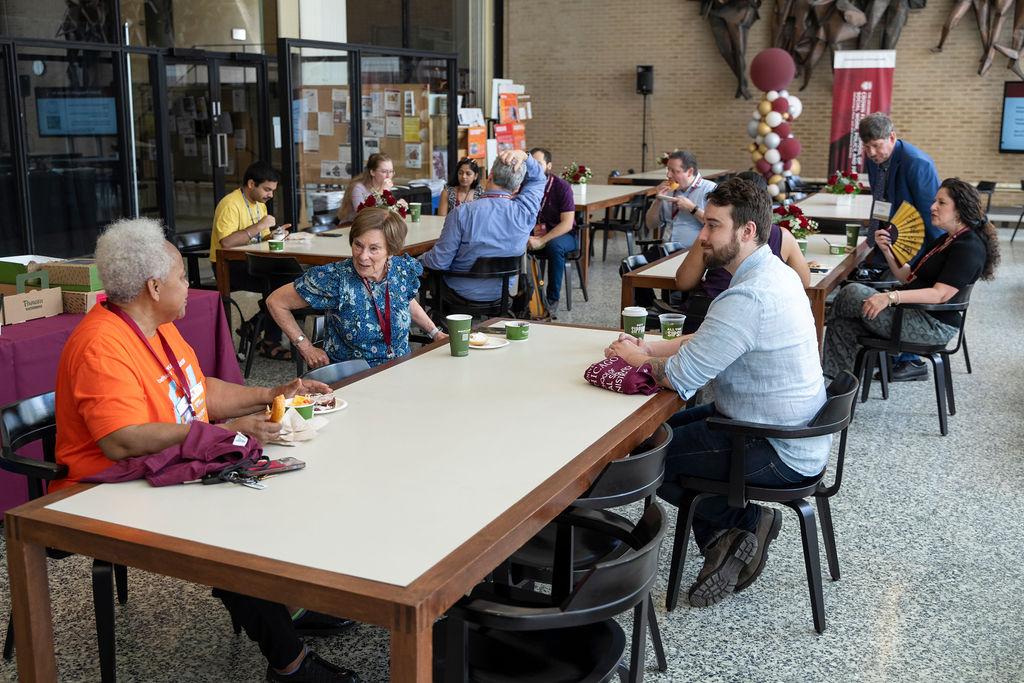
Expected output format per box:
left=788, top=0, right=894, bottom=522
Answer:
left=875, top=359, right=928, bottom=382
left=735, top=506, right=782, bottom=592
left=266, top=651, right=362, bottom=682
left=291, top=609, right=356, bottom=636
left=687, top=528, right=758, bottom=608
left=546, top=298, right=560, bottom=320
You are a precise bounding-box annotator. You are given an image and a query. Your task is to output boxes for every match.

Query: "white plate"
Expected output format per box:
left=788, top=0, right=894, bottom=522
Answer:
left=469, top=336, right=509, bottom=350
left=313, top=398, right=348, bottom=415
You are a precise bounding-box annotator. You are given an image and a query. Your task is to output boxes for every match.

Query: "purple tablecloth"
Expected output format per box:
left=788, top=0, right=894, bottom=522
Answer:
left=0, top=289, right=242, bottom=514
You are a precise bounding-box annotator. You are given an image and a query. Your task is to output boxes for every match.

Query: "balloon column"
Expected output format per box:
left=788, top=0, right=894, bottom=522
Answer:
left=745, top=48, right=803, bottom=201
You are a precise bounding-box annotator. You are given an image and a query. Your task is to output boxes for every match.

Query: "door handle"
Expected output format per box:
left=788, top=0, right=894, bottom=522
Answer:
left=206, top=135, right=213, bottom=169
left=217, top=133, right=229, bottom=168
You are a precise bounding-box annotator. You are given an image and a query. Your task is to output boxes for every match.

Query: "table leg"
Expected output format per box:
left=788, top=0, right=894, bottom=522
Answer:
left=6, top=535, right=57, bottom=681
left=807, top=290, right=826, bottom=352
left=621, top=281, right=636, bottom=310
left=390, top=620, right=433, bottom=682
left=215, top=258, right=231, bottom=299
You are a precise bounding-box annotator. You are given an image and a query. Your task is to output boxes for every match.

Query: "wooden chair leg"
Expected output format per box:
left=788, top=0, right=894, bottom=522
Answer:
left=786, top=498, right=826, bottom=634
left=665, top=491, right=702, bottom=612
left=114, top=564, right=128, bottom=605
left=815, top=496, right=840, bottom=581
left=929, top=355, right=950, bottom=435
left=91, top=560, right=117, bottom=682
left=646, top=593, right=667, bottom=672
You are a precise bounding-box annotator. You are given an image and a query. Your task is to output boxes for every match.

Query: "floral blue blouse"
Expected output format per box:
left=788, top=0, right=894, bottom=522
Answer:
left=293, top=255, right=423, bottom=367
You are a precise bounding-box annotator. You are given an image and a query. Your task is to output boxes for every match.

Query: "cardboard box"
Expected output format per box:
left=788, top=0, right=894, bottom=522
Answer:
left=0, top=272, right=63, bottom=325
left=62, top=289, right=107, bottom=314
left=45, top=258, right=103, bottom=291
left=0, top=255, right=63, bottom=285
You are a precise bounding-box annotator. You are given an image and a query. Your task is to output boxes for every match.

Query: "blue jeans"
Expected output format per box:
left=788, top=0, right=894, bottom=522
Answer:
left=661, top=404, right=807, bottom=551
left=539, top=231, right=578, bottom=304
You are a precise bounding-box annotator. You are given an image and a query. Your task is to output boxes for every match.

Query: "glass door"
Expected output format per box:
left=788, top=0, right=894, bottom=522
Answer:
left=163, top=56, right=266, bottom=234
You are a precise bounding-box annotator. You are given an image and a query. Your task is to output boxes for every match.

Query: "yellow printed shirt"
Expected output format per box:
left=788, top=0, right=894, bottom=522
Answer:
left=210, top=188, right=268, bottom=262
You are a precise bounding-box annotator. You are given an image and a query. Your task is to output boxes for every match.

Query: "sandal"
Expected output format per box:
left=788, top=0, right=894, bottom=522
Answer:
left=259, top=340, right=293, bottom=361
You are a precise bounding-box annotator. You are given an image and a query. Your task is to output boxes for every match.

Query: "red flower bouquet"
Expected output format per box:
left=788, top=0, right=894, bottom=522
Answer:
left=560, top=162, right=593, bottom=184
left=357, top=189, right=408, bottom=218
left=824, top=170, right=866, bottom=195
left=772, top=203, right=818, bottom=239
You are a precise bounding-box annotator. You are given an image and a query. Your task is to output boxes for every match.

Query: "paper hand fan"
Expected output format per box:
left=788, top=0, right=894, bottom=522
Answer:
left=887, top=201, right=925, bottom=265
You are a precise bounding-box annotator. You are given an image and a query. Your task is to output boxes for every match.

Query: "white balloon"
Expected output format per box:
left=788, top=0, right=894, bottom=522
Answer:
left=755, top=134, right=764, bottom=145
left=788, top=95, right=803, bottom=119
left=747, top=119, right=759, bottom=138
left=752, top=110, right=761, bottom=120
left=765, top=111, right=783, bottom=128
left=764, top=149, right=781, bottom=164
left=783, top=170, right=793, bottom=177
left=779, top=89, right=789, bottom=98
left=772, top=162, right=784, bottom=174
left=767, top=90, right=779, bottom=101
left=767, top=183, right=780, bottom=196
left=764, top=132, right=781, bottom=149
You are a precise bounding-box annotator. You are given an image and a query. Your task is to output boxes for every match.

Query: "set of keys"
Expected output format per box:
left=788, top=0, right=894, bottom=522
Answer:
left=223, top=471, right=267, bottom=490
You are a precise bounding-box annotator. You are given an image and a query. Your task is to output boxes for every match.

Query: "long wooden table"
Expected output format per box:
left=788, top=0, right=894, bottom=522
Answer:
left=607, top=168, right=730, bottom=186
left=214, top=216, right=446, bottom=298
left=620, top=234, right=871, bottom=346
left=795, top=192, right=873, bottom=228
left=571, top=183, right=660, bottom=290
left=5, top=322, right=682, bottom=682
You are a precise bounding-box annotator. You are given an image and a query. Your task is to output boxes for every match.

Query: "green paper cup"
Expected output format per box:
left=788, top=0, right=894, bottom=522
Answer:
left=288, top=402, right=314, bottom=420
left=659, top=313, right=685, bottom=340
left=622, top=306, right=647, bottom=339
left=845, top=223, right=860, bottom=250
left=409, top=202, right=422, bottom=222
left=268, top=239, right=285, bottom=252
left=446, top=314, right=472, bottom=357
left=505, top=321, right=530, bottom=340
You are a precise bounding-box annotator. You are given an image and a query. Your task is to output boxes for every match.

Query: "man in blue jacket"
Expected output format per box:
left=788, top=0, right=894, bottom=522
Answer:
left=859, top=112, right=942, bottom=381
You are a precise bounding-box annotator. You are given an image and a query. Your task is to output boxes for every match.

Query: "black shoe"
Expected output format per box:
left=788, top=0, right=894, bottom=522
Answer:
left=875, top=359, right=928, bottom=382
left=291, top=610, right=356, bottom=636
left=687, top=529, right=758, bottom=608
left=266, top=651, right=362, bottom=682
left=736, top=506, right=782, bottom=592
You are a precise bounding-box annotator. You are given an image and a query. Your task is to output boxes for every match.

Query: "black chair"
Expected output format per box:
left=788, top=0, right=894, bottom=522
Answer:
left=533, top=229, right=589, bottom=311
left=391, top=184, right=434, bottom=214
left=589, top=195, right=647, bottom=261
left=0, top=392, right=126, bottom=682
left=1012, top=179, right=1024, bottom=243
left=429, top=255, right=521, bottom=320
left=975, top=180, right=996, bottom=215
left=853, top=284, right=974, bottom=436
left=658, top=372, right=860, bottom=634
left=173, top=230, right=213, bottom=290
left=659, top=241, right=687, bottom=258
left=503, top=424, right=673, bottom=677
left=301, top=358, right=371, bottom=384
left=243, top=254, right=322, bottom=379
left=438, top=503, right=667, bottom=682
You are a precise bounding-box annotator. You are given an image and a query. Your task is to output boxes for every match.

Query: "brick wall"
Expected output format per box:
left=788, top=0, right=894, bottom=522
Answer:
left=505, top=0, right=1023, bottom=203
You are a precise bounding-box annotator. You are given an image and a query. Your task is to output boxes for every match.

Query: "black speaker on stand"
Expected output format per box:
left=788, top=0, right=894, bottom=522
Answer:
left=636, top=65, right=653, bottom=172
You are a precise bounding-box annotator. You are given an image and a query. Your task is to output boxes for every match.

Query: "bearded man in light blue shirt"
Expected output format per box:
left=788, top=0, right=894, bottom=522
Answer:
left=608, top=177, right=829, bottom=609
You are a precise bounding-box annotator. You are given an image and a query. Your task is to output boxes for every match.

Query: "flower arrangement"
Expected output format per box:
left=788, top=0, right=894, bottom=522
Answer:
left=824, top=170, right=866, bottom=195
left=561, top=162, right=592, bottom=184
left=357, top=189, right=408, bottom=218
left=772, top=203, right=818, bottom=240
left=658, top=148, right=681, bottom=166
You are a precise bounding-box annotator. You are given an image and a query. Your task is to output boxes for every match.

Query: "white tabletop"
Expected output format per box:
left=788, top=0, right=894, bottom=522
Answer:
left=611, top=168, right=728, bottom=183
left=47, top=324, right=660, bottom=588
left=644, top=251, right=686, bottom=279
left=796, top=192, right=873, bottom=221
left=223, top=216, right=445, bottom=259
left=572, top=183, right=651, bottom=209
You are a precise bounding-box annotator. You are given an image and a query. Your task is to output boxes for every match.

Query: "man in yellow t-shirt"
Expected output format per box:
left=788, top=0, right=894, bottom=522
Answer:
left=211, top=161, right=294, bottom=360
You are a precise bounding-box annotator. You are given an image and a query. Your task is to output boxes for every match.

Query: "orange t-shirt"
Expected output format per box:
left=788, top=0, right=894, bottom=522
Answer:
left=52, top=305, right=210, bottom=491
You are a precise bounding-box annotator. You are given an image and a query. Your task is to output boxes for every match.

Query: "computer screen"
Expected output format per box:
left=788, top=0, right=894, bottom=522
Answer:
left=1000, top=81, right=1024, bottom=153
left=35, top=87, right=118, bottom=137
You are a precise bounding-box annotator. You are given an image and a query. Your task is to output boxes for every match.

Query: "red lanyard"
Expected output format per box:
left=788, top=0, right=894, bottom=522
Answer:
left=105, top=303, right=197, bottom=420
left=361, top=275, right=392, bottom=354
left=906, top=227, right=969, bottom=283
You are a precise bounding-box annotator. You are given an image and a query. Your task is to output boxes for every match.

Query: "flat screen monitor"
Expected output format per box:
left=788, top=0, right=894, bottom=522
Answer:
left=1000, top=81, right=1024, bottom=153
left=36, top=87, right=118, bottom=137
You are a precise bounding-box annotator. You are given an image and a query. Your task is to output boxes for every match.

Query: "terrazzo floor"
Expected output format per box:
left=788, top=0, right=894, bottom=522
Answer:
left=1, top=231, right=1022, bottom=682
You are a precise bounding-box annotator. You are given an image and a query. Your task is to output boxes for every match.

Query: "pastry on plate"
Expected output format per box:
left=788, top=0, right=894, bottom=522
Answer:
left=469, top=332, right=489, bottom=346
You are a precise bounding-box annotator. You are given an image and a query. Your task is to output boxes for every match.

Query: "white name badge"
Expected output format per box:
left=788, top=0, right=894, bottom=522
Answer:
left=871, top=199, right=892, bottom=222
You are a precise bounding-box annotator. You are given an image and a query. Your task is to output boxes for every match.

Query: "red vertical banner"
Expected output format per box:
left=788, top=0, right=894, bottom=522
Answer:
left=828, top=50, right=895, bottom=175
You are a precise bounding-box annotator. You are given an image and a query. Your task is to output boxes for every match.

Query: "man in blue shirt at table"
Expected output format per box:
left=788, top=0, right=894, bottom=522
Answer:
left=607, top=177, right=830, bottom=609
left=422, top=149, right=545, bottom=306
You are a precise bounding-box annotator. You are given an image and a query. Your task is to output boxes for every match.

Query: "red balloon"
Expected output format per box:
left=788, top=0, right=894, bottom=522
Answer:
left=749, top=48, right=796, bottom=92
left=773, top=122, right=791, bottom=138
left=771, top=97, right=789, bottom=114
left=778, top=136, right=802, bottom=161
left=755, top=159, right=771, bottom=175
left=783, top=159, right=793, bottom=171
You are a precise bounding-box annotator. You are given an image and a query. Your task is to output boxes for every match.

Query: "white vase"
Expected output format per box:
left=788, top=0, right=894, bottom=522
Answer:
left=575, top=182, right=587, bottom=199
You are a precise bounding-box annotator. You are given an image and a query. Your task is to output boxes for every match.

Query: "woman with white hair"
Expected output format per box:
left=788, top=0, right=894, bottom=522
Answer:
left=53, top=217, right=362, bottom=682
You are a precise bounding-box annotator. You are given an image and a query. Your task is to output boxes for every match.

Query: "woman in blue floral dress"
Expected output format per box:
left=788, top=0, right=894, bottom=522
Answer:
left=267, top=208, right=444, bottom=368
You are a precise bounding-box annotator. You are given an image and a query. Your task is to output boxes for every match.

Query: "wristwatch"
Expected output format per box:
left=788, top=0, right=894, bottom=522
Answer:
left=689, top=205, right=698, bottom=215
left=292, top=335, right=306, bottom=346
left=886, top=292, right=898, bottom=307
